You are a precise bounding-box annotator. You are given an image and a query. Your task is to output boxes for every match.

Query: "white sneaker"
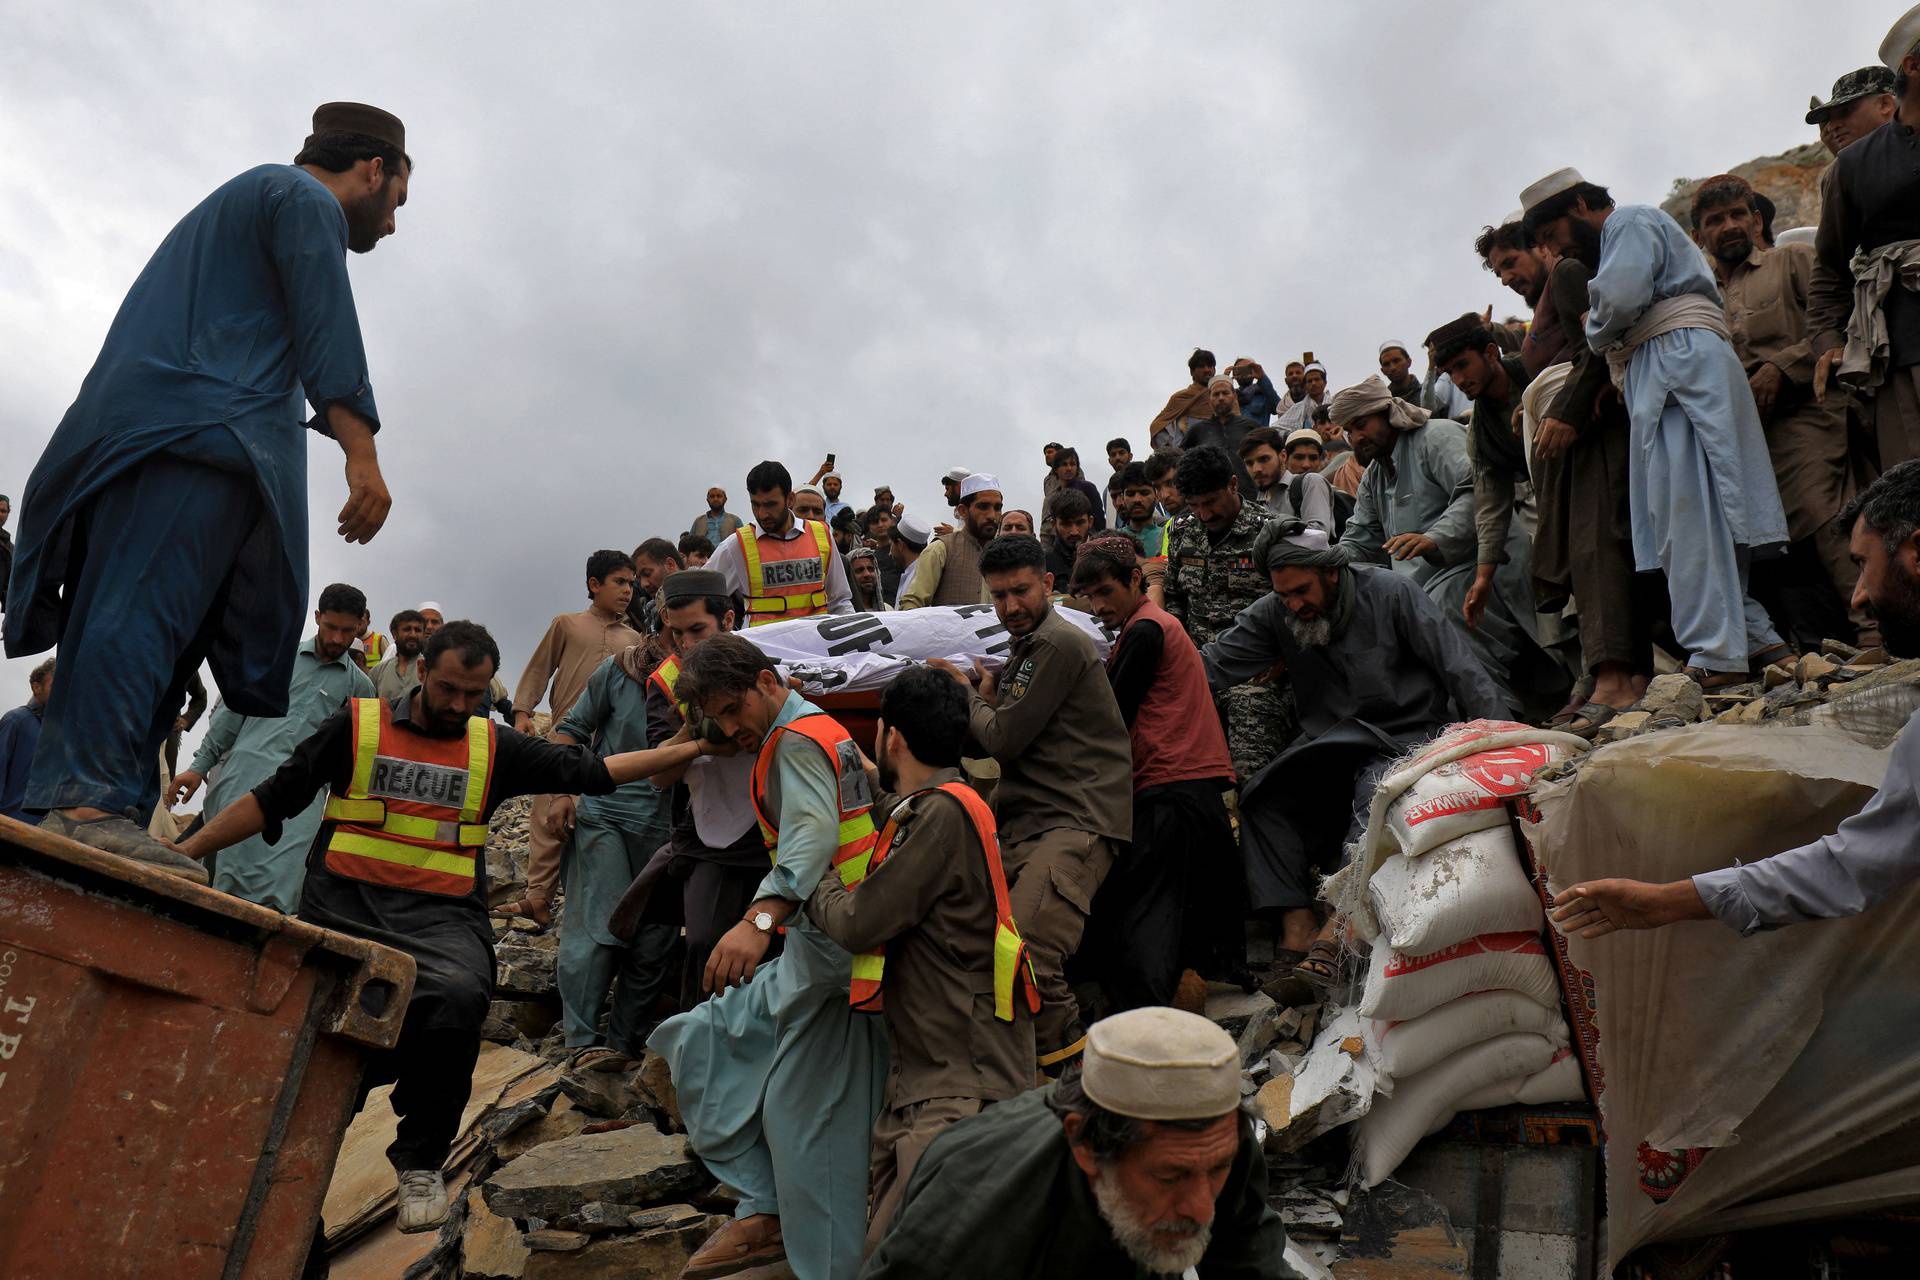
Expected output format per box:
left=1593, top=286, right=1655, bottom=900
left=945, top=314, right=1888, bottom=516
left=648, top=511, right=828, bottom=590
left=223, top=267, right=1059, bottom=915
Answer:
left=395, top=1169, right=449, bottom=1233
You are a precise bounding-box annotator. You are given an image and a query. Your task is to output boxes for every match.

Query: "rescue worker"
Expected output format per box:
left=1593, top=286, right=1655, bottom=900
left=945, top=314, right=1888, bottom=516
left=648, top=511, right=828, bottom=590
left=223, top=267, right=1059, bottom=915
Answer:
left=705, top=459, right=854, bottom=626
left=805, top=664, right=1040, bottom=1249
left=648, top=634, right=888, bottom=1280
left=929, top=535, right=1132, bottom=1076
left=173, top=621, right=713, bottom=1245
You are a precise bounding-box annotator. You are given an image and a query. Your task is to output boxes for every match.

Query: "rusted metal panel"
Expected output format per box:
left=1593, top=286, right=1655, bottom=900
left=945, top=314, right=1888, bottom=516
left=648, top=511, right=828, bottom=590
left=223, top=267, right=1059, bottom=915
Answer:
left=0, top=813, right=414, bottom=1279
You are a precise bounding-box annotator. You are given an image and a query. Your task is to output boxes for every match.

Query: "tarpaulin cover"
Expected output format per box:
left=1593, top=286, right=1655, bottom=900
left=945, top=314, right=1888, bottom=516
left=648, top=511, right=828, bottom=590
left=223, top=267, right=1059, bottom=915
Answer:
left=1526, top=721, right=1913, bottom=1267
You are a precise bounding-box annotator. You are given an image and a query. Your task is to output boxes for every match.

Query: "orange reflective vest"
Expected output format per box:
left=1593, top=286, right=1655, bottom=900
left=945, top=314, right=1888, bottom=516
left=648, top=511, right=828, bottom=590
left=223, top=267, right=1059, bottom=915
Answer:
left=320, top=697, right=496, bottom=897
left=738, top=520, right=834, bottom=626
left=362, top=632, right=387, bottom=667
left=648, top=653, right=687, bottom=715
left=748, top=712, right=883, bottom=1007
left=870, top=781, right=1042, bottom=1023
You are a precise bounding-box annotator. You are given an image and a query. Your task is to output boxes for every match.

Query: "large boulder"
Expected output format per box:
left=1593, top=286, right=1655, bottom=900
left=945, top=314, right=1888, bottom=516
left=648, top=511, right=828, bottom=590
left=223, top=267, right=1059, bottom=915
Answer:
left=483, top=1127, right=705, bottom=1222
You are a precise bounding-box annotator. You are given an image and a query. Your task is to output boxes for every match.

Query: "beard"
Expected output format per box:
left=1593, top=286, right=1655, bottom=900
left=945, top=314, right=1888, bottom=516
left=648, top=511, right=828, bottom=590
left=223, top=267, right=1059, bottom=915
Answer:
left=1091, top=1173, right=1211, bottom=1275
left=1873, top=565, right=1920, bottom=659
left=1282, top=609, right=1334, bottom=648
left=1565, top=216, right=1603, bottom=270
left=342, top=187, right=390, bottom=253
left=1712, top=231, right=1753, bottom=266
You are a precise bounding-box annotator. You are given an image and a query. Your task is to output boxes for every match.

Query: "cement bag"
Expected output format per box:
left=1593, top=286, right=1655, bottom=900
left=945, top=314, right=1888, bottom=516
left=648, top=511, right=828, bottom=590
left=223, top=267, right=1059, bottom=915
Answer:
left=1358, top=1032, right=1560, bottom=1185
left=1359, top=931, right=1560, bottom=1024
left=1367, top=827, right=1542, bottom=955
left=1429, top=1050, right=1586, bottom=1133
left=1386, top=741, right=1571, bottom=858
left=1372, top=989, right=1570, bottom=1080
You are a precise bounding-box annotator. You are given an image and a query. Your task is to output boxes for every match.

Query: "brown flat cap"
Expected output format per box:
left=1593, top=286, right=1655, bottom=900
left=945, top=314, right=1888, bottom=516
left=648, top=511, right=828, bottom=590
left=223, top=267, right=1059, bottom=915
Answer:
left=311, top=102, right=406, bottom=154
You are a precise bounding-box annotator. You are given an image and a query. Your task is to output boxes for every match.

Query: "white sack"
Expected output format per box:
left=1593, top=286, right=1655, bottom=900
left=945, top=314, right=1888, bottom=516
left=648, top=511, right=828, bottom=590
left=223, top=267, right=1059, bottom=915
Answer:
left=1359, top=931, right=1561, bottom=1024
left=1371, top=989, right=1571, bottom=1081
left=747, top=605, right=1112, bottom=696
left=1431, top=1050, right=1587, bottom=1132
left=1367, top=826, right=1543, bottom=955
left=1357, top=1033, right=1560, bottom=1186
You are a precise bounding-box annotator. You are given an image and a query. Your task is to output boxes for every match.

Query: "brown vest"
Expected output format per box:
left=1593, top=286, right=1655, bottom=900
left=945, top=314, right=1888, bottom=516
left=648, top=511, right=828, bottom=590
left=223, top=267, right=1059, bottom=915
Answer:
left=931, top=527, right=988, bottom=606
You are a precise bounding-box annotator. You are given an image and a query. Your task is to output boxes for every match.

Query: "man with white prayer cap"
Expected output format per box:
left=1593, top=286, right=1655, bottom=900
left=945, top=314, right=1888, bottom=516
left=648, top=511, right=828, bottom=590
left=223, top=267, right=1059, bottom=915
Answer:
left=1378, top=339, right=1423, bottom=402
left=899, top=472, right=1002, bottom=608
left=1807, top=5, right=1920, bottom=470
left=1202, top=517, right=1511, bottom=1006
left=417, top=601, right=445, bottom=636
left=891, top=512, right=932, bottom=608
left=940, top=466, right=973, bottom=514
left=1274, top=361, right=1330, bottom=433
left=860, top=1006, right=1299, bottom=1278
left=1525, top=167, right=1793, bottom=690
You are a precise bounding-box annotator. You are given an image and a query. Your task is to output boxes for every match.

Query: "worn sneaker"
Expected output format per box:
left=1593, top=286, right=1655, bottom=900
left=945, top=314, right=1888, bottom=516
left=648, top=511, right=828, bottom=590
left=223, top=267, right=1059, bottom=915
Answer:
left=395, top=1169, right=450, bottom=1233
left=40, top=812, right=210, bottom=885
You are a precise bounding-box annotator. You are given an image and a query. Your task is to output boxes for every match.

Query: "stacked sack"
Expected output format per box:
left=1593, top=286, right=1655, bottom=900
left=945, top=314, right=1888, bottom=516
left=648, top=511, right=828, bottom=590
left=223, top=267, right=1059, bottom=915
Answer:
left=1349, top=726, right=1586, bottom=1186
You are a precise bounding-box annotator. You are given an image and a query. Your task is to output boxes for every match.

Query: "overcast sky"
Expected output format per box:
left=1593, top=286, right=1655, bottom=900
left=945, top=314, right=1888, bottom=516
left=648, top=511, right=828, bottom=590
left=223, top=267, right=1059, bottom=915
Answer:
left=0, top=1, right=1891, bottom=761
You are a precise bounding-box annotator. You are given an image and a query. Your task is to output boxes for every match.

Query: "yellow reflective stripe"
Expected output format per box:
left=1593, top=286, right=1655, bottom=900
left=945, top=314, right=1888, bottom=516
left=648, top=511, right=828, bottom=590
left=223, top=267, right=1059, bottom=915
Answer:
left=323, top=796, right=386, bottom=823
left=850, top=952, right=885, bottom=982
left=349, top=699, right=379, bottom=797
left=327, top=831, right=476, bottom=878
left=459, top=823, right=490, bottom=846
left=993, top=922, right=1022, bottom=1023
left=368, top=812, right=490, bottom=846
left=461, top=718, right=489, bottom=821
left=809, top=519, right=832, bottom=562
left=740, top=526, right=763, bottom=589
left=836, top=850, right=872, bottom=886
left=744, top=592, right=828, bottom=614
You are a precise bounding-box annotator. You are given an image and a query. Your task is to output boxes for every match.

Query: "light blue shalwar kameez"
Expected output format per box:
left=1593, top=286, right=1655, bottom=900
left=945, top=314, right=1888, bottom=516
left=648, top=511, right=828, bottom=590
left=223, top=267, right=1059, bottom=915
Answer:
left=189, top=637, right=372, bottom=912
left=1586, top=205, right=1789, bottom=673
left=646, top=694, right=888, bottom=1280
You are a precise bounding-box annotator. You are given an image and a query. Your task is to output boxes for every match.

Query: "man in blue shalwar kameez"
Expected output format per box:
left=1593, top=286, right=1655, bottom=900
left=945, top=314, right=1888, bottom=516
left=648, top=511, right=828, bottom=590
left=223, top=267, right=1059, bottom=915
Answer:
left=1524, top=168, right=1792, bottom=687
left=649, top=635, right=888, bottom=1280
left=2, top=102, right=407, bottom=875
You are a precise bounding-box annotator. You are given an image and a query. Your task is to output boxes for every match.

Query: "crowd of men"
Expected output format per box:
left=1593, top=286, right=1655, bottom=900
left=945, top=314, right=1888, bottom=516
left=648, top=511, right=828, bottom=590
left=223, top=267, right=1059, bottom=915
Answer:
left=12, top=17, right=1920, bottom=1274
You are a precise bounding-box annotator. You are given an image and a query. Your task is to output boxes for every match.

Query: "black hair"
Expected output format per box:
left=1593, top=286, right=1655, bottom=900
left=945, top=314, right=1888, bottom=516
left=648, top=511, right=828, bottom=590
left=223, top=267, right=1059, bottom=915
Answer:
left=1174, top=444, right=1237, bottom=499
left=633, top=537, right=682, bottom=567
left=678, top=532, right=715, bottom=558
left=317, top=582, right=367, bottom=616
left=1311, top=405, right=1332, bottom=426
left=1106, top=437, right=1132, bottom=454
left=422, top=620, right=499, bottom=676
left=1188, top=348, right=1217, bottom=371
left=293, top=132, right=413, bottom=177
left=1522, top=182, right=1614, bottom=239
left=880, top=665, right=969, bottom=768
left=831, top=506, right=861, bottom=533
left=661, top=589, right=732, bottom=624
left=745, top=459, right=792, bottom=496
left=389, top=608, right=426, bottom=632
left=1047, top=487, right=1093, bottom=522
left=1688, top=177, right=1757, bottom=230
left=862, top=505, right=896, bottom=533
left=1474, top=221, right=1529, bottom=266
left=29, top=657, right=55, bottom=685
left=677, top=633, right=778, bottom=708
left=1116, top=460, right=1152, bottom=489
left=1142, top=447, right=1184, bottom=484
left=1839, top=459, right=1920, bottom=550
left=1047, top=1072, right=1226, bottom=1165
left=1755, top=192, right=1777, bottom=244
left=587, top=549, right=636, bottom=584
left=1238, top=426, right=1285, bottom=458
left=979, top=534, right=1047, bottom=577
left=1429, top=318, right=1500, bottom=367
left=1050, top=446, right=1082, bottom=472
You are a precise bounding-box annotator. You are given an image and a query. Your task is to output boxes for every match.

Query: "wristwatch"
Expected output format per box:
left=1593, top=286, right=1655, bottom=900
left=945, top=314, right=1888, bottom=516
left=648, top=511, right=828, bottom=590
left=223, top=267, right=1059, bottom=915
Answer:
left=749, top=910, right=775, bottom=933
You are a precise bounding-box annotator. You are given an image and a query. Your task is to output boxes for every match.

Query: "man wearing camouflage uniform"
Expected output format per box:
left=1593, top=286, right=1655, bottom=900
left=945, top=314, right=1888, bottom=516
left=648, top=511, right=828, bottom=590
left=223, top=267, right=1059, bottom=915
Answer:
left=1161, top=445, right=1294, bottom=781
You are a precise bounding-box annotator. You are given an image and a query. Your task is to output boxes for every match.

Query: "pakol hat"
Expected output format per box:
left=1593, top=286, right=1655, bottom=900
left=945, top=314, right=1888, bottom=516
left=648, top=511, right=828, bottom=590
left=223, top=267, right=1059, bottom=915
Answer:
left=1808, top=66, right=1898, bottom=122
left=1883, top=5, right=1920, bottom=70
left=1082, top=1007, right=1241, bottom=1122
left=1519, top=167, right=1585, bottom=215
left=662, top=568, right=728, bottom=603
left=310, top=102, right=406, bottom=154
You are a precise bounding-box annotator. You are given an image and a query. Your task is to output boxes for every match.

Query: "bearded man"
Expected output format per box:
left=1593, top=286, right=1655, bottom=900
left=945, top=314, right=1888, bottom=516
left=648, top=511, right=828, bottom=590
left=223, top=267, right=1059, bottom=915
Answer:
left=1202, top=522, right=1510, bottom=1001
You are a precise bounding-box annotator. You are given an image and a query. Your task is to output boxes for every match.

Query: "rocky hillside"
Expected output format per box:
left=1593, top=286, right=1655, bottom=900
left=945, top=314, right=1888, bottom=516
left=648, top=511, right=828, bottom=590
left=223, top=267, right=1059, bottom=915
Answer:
left=1662, top=141, right=1828, bottom=234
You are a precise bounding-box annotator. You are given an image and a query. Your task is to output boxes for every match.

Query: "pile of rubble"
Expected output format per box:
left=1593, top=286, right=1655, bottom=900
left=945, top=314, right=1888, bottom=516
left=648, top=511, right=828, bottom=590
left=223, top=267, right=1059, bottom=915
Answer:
left=1592, top=644, right=1920, bottom=744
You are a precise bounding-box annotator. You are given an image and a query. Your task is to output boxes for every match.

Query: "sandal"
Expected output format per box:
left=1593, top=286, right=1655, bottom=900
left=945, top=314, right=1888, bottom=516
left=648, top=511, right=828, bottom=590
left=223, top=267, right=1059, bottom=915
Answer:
left=1748, top=643, right=1797, bottom=680
left=1561, top=701, right=1621, bottom=740
left=1261, top=939, right=1340, bottom=1009
left=490, top=896, right=553, bottom=928
left=1685, top=666, right=1751, bottom=691
left=568, top=1046, right=627, bottom=1073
